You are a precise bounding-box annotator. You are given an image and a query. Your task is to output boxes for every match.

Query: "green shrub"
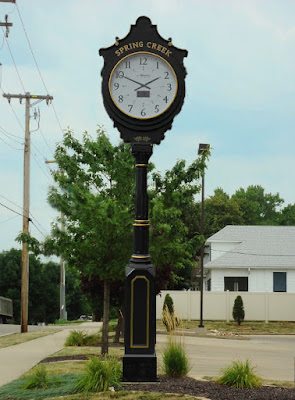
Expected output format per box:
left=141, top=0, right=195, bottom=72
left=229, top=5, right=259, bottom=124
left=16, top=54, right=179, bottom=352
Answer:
left=162, top=295, right=180, bottom=332
left=23, top=365, right=61, bottom=389
left=75, top=357, right=122, bottom=393
left=65, top=330, right=87, bottom=346
left=162, top=338, right=190, bottom=378
left=65, top=330, right=102, bottom=346
left=163, top=294, right=174, bottom=315
left=232, top=295, right=245, bottom=325
left=217, top=359, right=261, bottom=388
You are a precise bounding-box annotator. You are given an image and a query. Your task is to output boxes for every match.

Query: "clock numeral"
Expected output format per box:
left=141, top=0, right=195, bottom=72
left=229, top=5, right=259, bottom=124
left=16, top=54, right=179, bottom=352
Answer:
left=164, top=72, right=169, bottom=79
left=125, top=61, right=131, bottom=68
left=140, top=57, right=147, bottom=66
left=118, top=95, right=123, bottom=103
left=115, top=71, right=124, bottom=79
left=155, top=105, right=159, bottom=113
left=167, top=83, right=172, bottom=91
left=128, top=105, right=133, bottom=112
left=163, top=96, right=168, bottom=103
left=114, top=83, right=119, bottom=90
left=156, top=61, right=159, bottom=69
left=141, top=108, right=146, bottom=116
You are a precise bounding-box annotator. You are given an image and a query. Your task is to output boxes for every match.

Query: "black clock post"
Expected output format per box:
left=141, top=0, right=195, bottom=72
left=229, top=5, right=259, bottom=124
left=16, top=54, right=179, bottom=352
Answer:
left=99, top=16, right=187, bottom=381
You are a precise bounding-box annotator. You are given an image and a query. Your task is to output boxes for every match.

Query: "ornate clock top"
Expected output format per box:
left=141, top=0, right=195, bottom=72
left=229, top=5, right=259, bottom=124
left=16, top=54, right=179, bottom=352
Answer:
left=99, top=16, right=188, bottom=145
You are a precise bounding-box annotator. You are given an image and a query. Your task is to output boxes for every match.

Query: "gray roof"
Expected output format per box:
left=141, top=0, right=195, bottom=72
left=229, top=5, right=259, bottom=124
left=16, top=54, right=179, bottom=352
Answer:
left=205, top=225, right=295, bottom=269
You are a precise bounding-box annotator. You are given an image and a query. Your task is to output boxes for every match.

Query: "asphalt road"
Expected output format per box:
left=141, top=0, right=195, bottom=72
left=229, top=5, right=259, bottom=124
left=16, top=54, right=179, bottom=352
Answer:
left=156, top=334, right=295, bottom=381
left=1, top=324, right=295, bottom=382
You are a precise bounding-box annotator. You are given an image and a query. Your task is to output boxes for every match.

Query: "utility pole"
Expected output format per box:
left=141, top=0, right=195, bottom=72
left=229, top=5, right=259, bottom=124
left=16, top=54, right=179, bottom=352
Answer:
left=0, top=0, right=15, bottom=34
left=45, top=160, right=67, bottom=321
left=198, top=143, right=210, bottom=329
left=3, top=92, right=53, bottom=333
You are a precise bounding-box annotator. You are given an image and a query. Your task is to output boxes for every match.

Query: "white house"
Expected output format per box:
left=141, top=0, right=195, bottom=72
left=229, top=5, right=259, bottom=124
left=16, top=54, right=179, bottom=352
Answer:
left=204, top=225, right=295, bottom=293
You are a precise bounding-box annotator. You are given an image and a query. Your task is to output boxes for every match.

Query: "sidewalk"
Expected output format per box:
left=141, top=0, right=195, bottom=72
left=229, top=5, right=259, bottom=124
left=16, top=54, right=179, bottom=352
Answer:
left=0, top=322, right=102, bottom=387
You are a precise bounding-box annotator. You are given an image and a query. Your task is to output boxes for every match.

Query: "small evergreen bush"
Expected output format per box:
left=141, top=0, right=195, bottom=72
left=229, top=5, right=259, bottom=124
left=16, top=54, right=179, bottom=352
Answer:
left=232, top=295, right=245, bottom=325
left=217, top=359, right=261, bottom=388
left=162, top=338, right=190, bottom=378
left=163, top=293, right=174, bottom=314
left=23, top=365, right=61, bottom=389
left=75, top=357, right=122, bottom=393
left=162, top=294, right=180, bottom=332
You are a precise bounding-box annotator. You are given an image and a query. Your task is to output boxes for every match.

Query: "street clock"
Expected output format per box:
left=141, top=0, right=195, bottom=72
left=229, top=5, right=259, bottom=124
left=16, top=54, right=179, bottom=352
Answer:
left=99, top=16, right=188, bottom=382
left=99, top=16, right=187, bottom=144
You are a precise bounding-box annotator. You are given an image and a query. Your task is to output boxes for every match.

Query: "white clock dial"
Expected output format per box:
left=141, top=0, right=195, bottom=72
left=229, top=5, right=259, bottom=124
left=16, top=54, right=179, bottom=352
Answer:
left=109, top=52, right=177, bottom=119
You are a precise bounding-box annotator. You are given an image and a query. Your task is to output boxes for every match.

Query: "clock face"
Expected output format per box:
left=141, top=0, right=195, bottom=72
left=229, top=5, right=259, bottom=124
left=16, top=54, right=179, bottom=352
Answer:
left=109, top=52, right=178, bottom=119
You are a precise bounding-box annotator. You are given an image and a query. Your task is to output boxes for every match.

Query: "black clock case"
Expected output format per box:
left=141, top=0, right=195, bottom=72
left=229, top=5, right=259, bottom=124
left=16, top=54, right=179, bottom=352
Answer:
left=99, top=16, right=188, bottom=145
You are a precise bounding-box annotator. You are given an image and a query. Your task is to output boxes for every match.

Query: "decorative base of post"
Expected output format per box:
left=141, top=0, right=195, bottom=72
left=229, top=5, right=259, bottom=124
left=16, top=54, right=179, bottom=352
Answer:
left=123, top=354, right=157, bottom=382
left=123, top=263, right=157, bottom=382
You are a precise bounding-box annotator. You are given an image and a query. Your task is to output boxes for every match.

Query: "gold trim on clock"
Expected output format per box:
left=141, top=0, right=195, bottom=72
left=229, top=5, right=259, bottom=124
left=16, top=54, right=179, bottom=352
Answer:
left=108, top=51, right=178, bottom=120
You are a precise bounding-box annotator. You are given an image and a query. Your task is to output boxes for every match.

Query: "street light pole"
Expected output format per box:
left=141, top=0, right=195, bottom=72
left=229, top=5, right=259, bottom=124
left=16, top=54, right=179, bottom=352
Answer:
left=198, top=143, right=209, bottom=328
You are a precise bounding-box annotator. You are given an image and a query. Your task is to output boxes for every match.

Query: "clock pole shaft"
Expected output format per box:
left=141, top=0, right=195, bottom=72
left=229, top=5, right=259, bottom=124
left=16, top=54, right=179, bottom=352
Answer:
left=132, top=143, right=153, bottom=259
left=123, top=143, right=157, bottom=382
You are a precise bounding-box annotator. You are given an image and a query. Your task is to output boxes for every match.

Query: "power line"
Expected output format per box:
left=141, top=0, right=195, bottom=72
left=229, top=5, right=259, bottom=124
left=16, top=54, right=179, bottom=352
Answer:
left=15, top=4, right=64, bottom=135
left=0, top=193, right=49, bottom=236
left=0, top=126, right=23, bottom=144
left=0, top=214, right=18, bottom=224
left=16, top=4, right=48, bottom=93
left=31, top=151, right=53, bottom=183
left=0, top=133, right=22, bottom=150
left=0, top=124, right=23, bottom=139
left=30, top=219, right=46, bottom=238
left=0, top=193, right=22, bottom=210
left=0, top=201, right=30, bottom=219
left=2, top=28, right=26, bottom=92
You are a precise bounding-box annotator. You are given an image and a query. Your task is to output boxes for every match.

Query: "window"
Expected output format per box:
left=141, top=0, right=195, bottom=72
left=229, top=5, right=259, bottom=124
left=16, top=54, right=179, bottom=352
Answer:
left=224, top=277, right=248, bottom=291
left=273, top=272, right=286, bottom=292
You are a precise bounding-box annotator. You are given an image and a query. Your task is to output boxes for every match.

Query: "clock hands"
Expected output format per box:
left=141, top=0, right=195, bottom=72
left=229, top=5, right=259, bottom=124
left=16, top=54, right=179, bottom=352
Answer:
left=123, top=76, right=151, bottom=90
left=134, top=77, right=160, bottom=91
left=123, top=76, right=161, bottom=92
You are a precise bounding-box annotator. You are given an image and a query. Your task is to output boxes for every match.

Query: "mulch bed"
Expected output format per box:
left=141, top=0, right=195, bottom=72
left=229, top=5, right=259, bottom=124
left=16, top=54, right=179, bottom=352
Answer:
left=41, top=355, right=295, bottom=399
left=121, top=376, right=295, bottom=400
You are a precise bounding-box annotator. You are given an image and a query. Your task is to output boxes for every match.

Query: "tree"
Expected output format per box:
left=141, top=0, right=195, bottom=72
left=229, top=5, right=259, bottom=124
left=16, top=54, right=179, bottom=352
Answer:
left=0, top=248, right=62, bottom=324
left=203, top=188, right=244, bottom=238
left=232, top=185, right=284, bottom=225
left=232, top=295, right=245, bottom=326
left=44, top=128, right=134, bottom=354
left=149, top=156, right=208, bottom=291
left=21, top=127, right=208, bottom=352
left=279, top=204, right=295, bottom=226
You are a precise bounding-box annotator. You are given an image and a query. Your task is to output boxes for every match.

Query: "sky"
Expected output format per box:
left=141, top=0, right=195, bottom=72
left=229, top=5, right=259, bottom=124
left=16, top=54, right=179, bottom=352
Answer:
left=0, top=0, right=294, bottom=254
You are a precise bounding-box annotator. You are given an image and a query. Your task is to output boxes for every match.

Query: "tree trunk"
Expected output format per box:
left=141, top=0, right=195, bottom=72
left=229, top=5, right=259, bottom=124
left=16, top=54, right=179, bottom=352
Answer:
left=114, top=308, right=124, bottom=343
left=101, top=279, right=110, bottom=355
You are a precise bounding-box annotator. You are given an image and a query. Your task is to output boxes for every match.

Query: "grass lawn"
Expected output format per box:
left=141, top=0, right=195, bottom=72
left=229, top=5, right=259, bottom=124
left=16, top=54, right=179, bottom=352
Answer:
left=0, top=358, right=199, bottom=400
left=157, top=319, right=295, bottom=335
left=0, top=329, right=59, bottom=349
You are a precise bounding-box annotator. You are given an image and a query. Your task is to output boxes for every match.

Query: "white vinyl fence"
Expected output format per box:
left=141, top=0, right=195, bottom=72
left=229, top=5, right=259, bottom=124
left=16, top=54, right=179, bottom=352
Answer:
left=157, top=290, right=295, bottom=322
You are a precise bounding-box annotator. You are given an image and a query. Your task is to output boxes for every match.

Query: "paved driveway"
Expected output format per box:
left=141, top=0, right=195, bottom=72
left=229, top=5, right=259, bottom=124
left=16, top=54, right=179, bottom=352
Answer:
left=156, top=334, right=295, bottom=381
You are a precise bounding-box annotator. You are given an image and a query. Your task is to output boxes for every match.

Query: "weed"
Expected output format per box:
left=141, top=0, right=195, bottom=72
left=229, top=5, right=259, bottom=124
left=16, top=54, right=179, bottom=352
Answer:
left=217, top=359, right=262, bottom=388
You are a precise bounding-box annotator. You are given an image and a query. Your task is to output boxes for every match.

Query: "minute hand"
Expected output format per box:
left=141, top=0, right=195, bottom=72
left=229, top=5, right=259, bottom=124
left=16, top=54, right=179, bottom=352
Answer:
left=134, top=77, right=160, bottom=91
left=124, top=76, right=151, bottom=89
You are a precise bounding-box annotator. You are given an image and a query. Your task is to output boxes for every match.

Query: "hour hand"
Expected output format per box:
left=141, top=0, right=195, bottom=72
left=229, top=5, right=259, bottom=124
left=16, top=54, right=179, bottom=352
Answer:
left=123, top=76, right=151, bottom=90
